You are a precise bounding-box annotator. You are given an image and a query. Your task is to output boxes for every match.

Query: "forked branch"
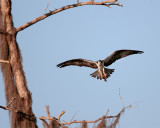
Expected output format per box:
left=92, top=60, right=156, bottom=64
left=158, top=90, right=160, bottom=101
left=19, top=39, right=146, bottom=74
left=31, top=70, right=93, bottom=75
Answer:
left=61, top=105, right=131, bottom=125
left=0, top=97, right=16, bottom=111
left=0, top=97, right=37, bottom=122
left=39, top=89, right=132, bottom=127
left=16, top=0, right=122, bottom=32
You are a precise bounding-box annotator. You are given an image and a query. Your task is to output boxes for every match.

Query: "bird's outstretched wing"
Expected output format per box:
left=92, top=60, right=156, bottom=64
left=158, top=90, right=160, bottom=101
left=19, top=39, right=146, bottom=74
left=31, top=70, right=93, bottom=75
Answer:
left=104, top=49, right=144, bottom=66
left=57, top=59, right=97, bottom=69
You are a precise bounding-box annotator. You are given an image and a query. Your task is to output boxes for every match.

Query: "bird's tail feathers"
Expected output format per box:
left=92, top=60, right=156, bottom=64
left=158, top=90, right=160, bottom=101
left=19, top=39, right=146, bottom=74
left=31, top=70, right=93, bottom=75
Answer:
left=90, top=68, right=114, bottom=81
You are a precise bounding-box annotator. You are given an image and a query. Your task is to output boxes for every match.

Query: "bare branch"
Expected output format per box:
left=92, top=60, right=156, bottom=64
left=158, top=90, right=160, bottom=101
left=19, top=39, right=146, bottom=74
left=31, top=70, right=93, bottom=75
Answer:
left=39, top=105, right=131, bottom=126
left=39, top=110, right=66, bottom=127
left=6, top=97, right=16, bottom=108
left=67, top=111, right=78, bottom=127
left=0, top=105, right=12, bottom=111
left=45, top=0, right=50, bottom=13
left=0, top=97, right=16, bottom=111
left=39, top=88, right=132, bottom=127
left=46, top=106, right=52, bottom=125
left=46, top=106, right=51, bottom=118
left=119, top=88, right=124, bottom=108
left=0, top=59, right=9, bottom=64
left=58, top=110, right=65, bottom=122
left=39, top=116, right=54, bottom=120
left=62, top=105, right=131, bottom=126
left=16, top=0, right=121, bottom=32
left=108, top=2, right=123, bottom=7
left=0, top=97, right=37, bottom=123
left=40, top=118, right=50, bottom=128
left=104, top=109, right=109, bottom=116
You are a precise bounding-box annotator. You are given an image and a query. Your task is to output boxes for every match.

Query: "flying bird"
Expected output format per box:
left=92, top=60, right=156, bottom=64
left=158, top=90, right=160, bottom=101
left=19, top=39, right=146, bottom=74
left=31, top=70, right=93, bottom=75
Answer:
left=57, top=49, right=143, bottom=81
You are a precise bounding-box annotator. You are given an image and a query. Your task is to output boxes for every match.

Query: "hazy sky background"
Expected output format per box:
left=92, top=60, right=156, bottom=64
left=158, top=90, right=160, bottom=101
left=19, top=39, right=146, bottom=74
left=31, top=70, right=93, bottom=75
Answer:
left=0, top=0, right=160, bottom=127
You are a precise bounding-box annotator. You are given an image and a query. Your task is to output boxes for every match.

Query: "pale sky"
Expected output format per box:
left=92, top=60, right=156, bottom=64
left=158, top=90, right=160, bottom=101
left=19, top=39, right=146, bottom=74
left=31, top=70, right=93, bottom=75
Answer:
left=0, top=0, right=160, bottom=127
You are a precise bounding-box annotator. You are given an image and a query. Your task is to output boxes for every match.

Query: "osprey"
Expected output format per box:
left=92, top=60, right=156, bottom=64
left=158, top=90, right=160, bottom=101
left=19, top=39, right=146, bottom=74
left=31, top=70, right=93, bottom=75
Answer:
left=57, top=49, right=143, bottom=81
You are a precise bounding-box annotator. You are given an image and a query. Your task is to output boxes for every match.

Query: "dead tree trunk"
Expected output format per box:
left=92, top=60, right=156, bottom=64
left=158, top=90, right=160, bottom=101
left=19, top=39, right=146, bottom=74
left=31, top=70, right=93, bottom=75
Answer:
left=0, top=0, right=37, bottom=128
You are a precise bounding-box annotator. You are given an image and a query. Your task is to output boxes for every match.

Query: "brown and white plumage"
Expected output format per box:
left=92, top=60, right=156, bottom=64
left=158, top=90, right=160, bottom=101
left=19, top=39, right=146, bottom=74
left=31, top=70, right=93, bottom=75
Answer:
left=57, top=59, right=97, bottom=69
left=57, top=49, right=143, bottom=81
left=104, top=50, right=143, bottom=66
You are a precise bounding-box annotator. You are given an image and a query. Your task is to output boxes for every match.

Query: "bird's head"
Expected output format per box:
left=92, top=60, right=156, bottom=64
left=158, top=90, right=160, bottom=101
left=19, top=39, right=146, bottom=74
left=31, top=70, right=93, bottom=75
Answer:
left=97, top=60, right=103, bottom=65
left=97, top=60, right=102, bottom=62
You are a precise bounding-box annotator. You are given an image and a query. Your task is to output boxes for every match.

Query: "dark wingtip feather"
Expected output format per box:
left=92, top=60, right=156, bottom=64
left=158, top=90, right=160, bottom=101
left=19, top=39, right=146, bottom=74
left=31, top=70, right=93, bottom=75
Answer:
left=137, top=50, right=144, bottom=54
left=57, top=63, right=63, bottom=68
left=57, top=64, right=60, bottom=68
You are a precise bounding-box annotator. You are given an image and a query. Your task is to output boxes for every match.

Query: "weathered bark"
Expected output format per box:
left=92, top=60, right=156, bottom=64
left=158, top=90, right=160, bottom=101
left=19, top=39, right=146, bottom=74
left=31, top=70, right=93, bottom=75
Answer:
left=0, top=0, right=37, bottom=128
